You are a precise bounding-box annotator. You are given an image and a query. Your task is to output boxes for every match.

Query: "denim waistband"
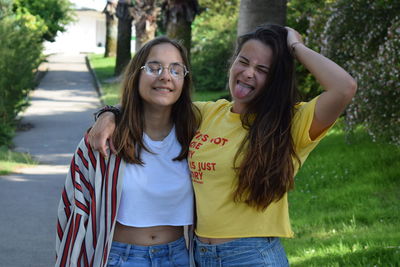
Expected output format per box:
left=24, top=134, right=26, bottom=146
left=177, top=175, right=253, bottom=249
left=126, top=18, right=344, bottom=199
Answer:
left=194, top=236, right=279, bottom=257
left=111, top=236, right=187, bottom=257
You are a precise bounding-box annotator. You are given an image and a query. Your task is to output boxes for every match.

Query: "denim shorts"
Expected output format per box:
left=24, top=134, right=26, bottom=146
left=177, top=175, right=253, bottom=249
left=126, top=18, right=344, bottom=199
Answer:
left=193, top=236, right=289, bottom=267
left=107, top=237, right=189, bottom=267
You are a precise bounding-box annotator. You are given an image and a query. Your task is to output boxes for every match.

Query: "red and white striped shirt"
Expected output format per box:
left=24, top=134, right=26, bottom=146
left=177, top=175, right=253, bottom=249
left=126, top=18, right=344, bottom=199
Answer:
left=55, top=135, right=125, bottom=267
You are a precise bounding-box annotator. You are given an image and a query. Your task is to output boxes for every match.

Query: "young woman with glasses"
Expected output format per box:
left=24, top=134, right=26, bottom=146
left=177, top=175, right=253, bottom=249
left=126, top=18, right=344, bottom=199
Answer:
left=86, top=24, right=357, bottom=266
left=55, top=37, right=199, bottom=267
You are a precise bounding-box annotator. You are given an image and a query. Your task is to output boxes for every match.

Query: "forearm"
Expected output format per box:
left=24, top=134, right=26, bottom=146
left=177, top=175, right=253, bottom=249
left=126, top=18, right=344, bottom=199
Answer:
left=292, top=43, right=357, bottom=99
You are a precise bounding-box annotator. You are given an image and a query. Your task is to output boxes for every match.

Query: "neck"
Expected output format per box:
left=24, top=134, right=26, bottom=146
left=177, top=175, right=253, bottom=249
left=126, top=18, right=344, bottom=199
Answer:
left=231, top=101, right=245, bottom=114
left=143, top=106, right=173, bottom=141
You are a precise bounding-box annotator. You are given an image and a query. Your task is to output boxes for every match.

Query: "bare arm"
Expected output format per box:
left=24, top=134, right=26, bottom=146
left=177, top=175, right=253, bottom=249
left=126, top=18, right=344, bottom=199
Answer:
left=286, top=27, right=357, bottom=140
left=87, top=112, right=117, bottom=158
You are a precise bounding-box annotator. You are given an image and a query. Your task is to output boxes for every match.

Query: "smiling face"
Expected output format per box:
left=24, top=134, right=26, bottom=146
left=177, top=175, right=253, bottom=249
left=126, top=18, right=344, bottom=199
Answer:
left=138, top=43, right=185, bottom=111
left=229, top=39, right=273, bottom=114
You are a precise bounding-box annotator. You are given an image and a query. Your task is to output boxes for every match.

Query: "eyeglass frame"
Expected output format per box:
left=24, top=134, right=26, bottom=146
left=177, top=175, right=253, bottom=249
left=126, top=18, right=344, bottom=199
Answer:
left=140, top=61, right=189, bottom=80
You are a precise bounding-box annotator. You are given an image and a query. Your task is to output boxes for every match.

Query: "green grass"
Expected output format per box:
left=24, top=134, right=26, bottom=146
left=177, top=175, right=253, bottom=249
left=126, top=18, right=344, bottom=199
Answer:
left=88, top=54, right=400, bottom=265
left=88, top=54, right=120, bottom=105
left=283, top=124, right=400, bottom=266
left=0, top=146, right=37, bottom=175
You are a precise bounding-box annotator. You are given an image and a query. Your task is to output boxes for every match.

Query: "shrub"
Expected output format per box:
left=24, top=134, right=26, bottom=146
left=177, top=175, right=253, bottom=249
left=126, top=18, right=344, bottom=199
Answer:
left=0, top=1, right=44, bottom=146
left=308, top=0, right=400, bottom=145
left=191, top=0, right=239, bottom=91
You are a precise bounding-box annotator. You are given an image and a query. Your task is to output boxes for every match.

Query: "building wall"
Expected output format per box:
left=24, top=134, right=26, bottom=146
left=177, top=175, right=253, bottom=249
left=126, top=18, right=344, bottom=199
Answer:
left=44, top=9, right=106, bottom=54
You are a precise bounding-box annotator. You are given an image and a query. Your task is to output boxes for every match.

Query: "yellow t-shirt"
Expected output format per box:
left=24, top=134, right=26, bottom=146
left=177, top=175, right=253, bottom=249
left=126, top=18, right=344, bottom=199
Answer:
left=190, top=97, right=331, bottom=238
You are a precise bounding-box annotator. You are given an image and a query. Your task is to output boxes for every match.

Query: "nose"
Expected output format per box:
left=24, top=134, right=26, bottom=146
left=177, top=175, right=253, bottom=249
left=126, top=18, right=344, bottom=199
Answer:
left=159, top=66, right=171, bottom=81
left=243, top=66, right=255, bottom=79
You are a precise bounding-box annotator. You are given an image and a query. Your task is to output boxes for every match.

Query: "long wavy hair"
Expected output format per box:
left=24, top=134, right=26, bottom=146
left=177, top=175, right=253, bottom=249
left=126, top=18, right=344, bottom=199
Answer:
left=232, top=24, right=301, bottom=211
left=113, top=36, right=199, bottom=164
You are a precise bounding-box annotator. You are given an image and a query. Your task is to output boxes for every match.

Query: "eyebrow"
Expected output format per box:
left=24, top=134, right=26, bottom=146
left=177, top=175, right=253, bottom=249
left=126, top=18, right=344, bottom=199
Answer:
left=239, top=56, right=270, bottom=70
left=146, top=60, right=161, bottom=64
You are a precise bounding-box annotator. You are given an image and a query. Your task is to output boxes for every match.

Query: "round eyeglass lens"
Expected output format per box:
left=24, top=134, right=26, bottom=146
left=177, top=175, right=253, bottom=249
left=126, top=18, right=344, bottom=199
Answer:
left=145, top=62, right=162, bottom=76
left=170, top=63, right=186, bottom=78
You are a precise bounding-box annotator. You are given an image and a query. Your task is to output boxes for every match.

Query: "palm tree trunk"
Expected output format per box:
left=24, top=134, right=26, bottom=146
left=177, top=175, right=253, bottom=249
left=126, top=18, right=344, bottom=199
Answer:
left=129, top=0, right=159, bottom=52
left=104, top=1, right=118, bottom=57
left=115, top=0, right=133, bottom=76
left=163, top=0, right=200, bottom=55
left=237, top=0, right=287, bottom=36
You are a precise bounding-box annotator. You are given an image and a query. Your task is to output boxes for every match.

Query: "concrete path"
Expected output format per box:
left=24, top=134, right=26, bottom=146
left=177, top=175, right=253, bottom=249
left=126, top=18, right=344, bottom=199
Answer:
left=0, top=53, right=101, bottom=266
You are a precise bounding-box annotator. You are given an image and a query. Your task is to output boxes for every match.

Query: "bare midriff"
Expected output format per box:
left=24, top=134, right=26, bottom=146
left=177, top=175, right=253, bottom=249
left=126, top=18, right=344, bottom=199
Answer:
left=197, top=236, right=238, bottom=245
left=113, top=222, right=184, bottom=246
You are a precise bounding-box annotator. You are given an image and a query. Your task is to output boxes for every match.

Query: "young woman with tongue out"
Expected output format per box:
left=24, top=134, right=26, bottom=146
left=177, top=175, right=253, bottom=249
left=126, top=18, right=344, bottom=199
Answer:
left=88, top=24, right=357, bottom=266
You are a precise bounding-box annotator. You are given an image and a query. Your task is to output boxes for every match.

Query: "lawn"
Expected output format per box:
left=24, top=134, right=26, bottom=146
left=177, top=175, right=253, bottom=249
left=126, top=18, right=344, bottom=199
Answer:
left=88, top=53, right=400, bottom=266
left=0, top=146, right=37, bottom=175
left=283, top=125, right=400, bottom=266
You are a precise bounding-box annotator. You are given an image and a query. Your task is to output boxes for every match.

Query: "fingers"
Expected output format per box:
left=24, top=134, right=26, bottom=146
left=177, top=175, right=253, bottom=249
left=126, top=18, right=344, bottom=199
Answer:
left=285, top=27, right=304, bottom=53
left=88, top=130, right=109, bottom=158
left=99, top=142, right=109, bottom=159
left=87, top=111, right=116, bottom=158
left=109, top=139, right=117, bottom=155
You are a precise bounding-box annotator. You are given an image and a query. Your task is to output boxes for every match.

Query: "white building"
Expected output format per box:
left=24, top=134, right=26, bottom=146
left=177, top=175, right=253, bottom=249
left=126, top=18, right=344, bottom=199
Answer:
left=44, top=0, right=107, bottom=54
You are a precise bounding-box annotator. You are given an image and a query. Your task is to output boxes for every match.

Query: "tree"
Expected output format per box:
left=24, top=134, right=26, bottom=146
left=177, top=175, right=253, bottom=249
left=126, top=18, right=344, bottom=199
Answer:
left=115, top=0, right=134, bottom=76
left=129, top=0, right=159, bottom=52
left=104, top=0, right=118, bottom=57
left=161, top=0, right=200, bottom=55
left=13, top=0, right=74, bottom=42
left=237, top=0, right=286, bottom=36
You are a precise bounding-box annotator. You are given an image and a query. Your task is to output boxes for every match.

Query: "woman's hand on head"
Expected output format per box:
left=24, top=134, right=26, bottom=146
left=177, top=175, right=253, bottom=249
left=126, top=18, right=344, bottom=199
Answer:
left=285, top=27, right=304, bottom=54
left=87, top=112, right=117, bottom=158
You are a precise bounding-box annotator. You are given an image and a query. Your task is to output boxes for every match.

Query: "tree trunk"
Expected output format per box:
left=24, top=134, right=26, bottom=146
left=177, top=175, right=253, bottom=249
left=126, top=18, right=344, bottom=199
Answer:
left=129, top=0, right=159, bottom=52
left=237, top=0, right=287, bottom=36
left=115, top=0, right=133, bottom=76
left=163, top=0, right=199, bottom=55
left=104, top=1, right=118, bottom=57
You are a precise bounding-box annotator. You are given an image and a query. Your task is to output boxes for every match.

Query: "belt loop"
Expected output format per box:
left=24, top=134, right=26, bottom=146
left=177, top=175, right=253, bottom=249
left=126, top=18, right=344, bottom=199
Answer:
left=124, top=244, right=131, bottom=261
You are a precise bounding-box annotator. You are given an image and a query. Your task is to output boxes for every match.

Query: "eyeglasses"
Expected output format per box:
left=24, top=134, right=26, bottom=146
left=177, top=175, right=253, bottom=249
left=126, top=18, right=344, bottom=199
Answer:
left=140, top=61, right=189, bottom=80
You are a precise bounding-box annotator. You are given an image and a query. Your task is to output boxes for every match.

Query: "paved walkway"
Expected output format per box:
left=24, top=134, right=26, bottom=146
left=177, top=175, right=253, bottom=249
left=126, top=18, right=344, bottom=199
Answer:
left=0, top=53, right=101, bottom=266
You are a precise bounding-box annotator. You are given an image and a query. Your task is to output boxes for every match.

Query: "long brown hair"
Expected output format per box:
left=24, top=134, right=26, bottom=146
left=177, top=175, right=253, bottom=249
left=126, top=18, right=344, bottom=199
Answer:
left=113, top=36, right=199, bottom=164
left=232, top=24, right=301, bottom=211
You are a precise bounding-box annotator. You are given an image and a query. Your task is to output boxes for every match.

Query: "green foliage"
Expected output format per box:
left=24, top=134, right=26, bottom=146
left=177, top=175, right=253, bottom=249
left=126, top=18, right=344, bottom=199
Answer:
left=190, top=0, right=239, bottom=91
left=283, top=124, right=400, bottom=265
left=0, top=0, right=44, bottom=146
left=13, top=0, right=74, bottom=42
left=286, top=0, right=335, bottom=100
left=308, top=0, right=400, bottom=145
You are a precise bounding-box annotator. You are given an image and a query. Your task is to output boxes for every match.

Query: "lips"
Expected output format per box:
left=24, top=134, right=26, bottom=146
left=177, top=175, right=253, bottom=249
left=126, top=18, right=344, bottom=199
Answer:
left=153, top=87, right=173, bottom=92
left=233, top=80, right=254, bottom=99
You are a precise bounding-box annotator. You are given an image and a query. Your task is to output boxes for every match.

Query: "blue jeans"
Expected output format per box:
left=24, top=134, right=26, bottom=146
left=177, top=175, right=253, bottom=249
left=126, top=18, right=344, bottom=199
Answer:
left=193, top=236, right=289, bottom=266
left=107, top=237, right=189, bottom=267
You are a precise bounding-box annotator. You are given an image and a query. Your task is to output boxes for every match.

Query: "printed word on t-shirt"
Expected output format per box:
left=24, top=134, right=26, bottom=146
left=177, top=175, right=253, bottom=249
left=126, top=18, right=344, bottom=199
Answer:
left=188, top=131, right=229, bottom=184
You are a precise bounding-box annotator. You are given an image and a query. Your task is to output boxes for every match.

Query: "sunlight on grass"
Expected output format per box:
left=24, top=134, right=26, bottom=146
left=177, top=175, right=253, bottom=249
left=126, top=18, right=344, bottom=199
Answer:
left=0, top=146, right=37, bottom=175
left=101, top=83, right=120, bottom=106
left=283, top=125, right=400, bottom=266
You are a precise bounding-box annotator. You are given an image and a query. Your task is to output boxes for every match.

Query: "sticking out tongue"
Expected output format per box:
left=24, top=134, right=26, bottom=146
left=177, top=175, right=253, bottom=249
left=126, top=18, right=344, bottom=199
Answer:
left=234, top=82, right=253, bottom=99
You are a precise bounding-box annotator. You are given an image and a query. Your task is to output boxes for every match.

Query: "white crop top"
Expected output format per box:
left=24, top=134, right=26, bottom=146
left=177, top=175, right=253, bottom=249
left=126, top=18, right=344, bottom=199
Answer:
left=117, top=126, right=194, bottom=227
